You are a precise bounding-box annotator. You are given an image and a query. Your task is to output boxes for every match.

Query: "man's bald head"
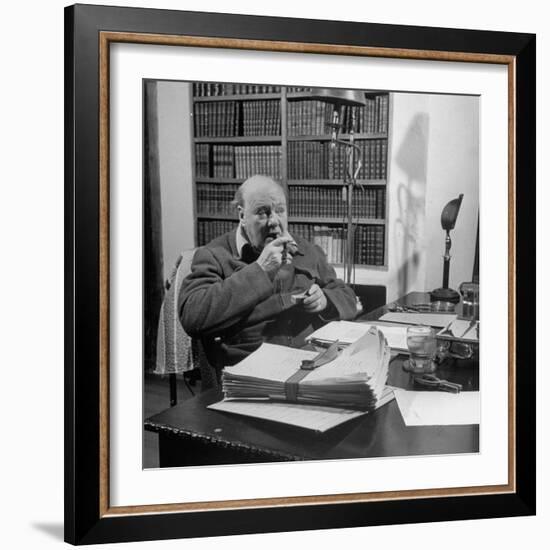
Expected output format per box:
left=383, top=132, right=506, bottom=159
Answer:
left=232, top=175, right=288, bottom=210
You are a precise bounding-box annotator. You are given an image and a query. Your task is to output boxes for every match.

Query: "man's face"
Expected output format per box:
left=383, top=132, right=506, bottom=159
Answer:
left=239, top=182, right=288, bottom=251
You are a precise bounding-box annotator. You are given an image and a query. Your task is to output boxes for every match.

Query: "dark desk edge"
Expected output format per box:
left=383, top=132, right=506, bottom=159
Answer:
left=144, top=420, right=304, bottom=462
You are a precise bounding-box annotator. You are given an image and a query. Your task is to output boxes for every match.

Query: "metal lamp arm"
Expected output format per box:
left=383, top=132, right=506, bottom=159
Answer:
left=332, top=138, right=362, bottom=155
left=332, top=139, right=363, bottom=183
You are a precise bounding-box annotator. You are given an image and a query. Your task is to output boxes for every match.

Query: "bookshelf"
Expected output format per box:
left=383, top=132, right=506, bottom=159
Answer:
left=191, top=82, right=390, bottom=268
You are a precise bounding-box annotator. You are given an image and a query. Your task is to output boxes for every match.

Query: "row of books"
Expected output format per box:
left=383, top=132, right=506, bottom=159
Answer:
left=242, top=100, right=281, bottom=136
left=287, top=101, right=334, bottom=136
left=212, top=145, right=236, bottom=178
left=195, top=100, right=282, bottom=137
left=197, top=219, right=238, bottom=246
left=354, top=224, right=385, bottom=266
left=195, top=144, right=282, bottom=179
left=235, top=146, right=282, bottom=179
left=287, top=97, right=388, bottom=136
left=193, top=83, right=282, bottom=96
left=195, top=183, right=385, bottom=219
left=356, top=139, right=388, bottom=180
left=288, top=223, right=385, bottom=266
left=194, top=101, right=239, bottom=137
left=360, top=96, right=389, bottom=134
left=288, top=186, right=385, bottom=219
left=194, top=144, right=210, bottom=178
left=289, top=224, right=348, bottom=264
left=194, top=95, right=388, bottom=138
left=288, top=139, right=387, bottom=180
left=286, top=87, right=312, bottom=93
left=196, top=184, right=240, bottom=216
left=197, top=183, right=386, bottom=219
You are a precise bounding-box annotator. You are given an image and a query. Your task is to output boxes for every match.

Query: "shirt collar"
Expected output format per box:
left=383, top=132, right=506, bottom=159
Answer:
left=235, top=226, right=249, bottom=259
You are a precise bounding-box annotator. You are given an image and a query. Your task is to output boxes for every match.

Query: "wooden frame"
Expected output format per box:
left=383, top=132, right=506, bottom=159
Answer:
left=65, top=4, right=535, bottom=545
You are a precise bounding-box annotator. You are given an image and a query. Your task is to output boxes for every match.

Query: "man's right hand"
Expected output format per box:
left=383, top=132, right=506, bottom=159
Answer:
left=256, top=236, right=293, bottom=277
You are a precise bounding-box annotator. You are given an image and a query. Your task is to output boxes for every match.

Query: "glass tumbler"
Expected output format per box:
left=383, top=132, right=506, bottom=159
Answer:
left=404, top=325, right=437, bottom=374
left=459, top=282, right=480, bottom=320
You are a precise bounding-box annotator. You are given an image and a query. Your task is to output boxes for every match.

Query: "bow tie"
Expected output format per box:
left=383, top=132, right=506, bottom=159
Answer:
left=240, top=243, right=261, bottom=264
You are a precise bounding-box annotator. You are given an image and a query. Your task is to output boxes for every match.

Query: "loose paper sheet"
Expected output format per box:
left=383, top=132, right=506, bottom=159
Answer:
left=442, top=318, right=479, bottom=340
left=391, top=387, right=480, bottom=426
left=379, top=312, right=457, bottom=328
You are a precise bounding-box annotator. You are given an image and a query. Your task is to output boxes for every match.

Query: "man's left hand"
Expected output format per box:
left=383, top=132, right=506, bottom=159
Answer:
left=301, top=284, right=327, bottom=313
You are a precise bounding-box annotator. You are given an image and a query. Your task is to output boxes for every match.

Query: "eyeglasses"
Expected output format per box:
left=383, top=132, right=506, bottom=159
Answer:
left=435, top=339, right=476, bottom=361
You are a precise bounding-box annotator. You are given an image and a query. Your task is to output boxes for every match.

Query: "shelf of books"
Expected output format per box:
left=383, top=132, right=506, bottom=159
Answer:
left=192, top=82, right=390, bottom=268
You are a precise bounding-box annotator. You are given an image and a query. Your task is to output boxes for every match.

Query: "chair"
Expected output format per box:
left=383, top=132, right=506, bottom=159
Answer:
left=155, top=250, right=219, bottom=406
left=353, top=284, right=387, bottom=315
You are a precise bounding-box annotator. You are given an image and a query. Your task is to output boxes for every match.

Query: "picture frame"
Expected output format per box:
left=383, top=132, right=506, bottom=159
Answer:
left=65, top=3, right=536, bottom=545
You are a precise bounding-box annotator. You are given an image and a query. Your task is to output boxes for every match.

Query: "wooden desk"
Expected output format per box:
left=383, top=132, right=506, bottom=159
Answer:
left=145, top=292, right=479, bottom=467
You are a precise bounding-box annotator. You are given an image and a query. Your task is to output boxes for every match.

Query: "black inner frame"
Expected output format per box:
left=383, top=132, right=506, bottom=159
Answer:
left=65, top=4, right=536, bottom=545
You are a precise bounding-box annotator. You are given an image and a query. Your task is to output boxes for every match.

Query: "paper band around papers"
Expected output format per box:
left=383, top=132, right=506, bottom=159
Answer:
left=285, top=340, right=342, bottom=402
left=301, top=340, right=341, bottom=370
left=284, top=369, right=311, bottom=402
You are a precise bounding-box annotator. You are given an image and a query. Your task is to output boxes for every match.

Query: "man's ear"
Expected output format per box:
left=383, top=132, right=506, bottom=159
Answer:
left=237, top=206, right=245, bottom=225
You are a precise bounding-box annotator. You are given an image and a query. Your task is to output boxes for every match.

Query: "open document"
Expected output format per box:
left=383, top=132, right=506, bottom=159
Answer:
left=306, top=320, right=409, bottom=352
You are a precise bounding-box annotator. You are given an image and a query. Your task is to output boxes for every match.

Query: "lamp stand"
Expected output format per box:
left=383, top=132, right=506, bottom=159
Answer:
left=339, top=111, right=362, bottom=285
left=430, top=287, right=460, bottom=303
left=307, top=89, right=367, bottom=286
left=430, top=229, right=460, bottom=303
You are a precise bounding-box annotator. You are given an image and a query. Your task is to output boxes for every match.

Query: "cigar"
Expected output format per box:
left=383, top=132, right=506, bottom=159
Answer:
left=284, top=240, right=299, bottom=256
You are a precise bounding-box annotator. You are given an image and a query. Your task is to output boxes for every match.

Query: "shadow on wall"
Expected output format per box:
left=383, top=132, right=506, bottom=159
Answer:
left=394, top=112, right=429, bottom=296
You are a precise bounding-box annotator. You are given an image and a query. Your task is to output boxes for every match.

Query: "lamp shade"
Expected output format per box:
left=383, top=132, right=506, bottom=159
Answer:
left=440, top=193, right=464, bottom=231
left=308, top=88, right=367, bottom=107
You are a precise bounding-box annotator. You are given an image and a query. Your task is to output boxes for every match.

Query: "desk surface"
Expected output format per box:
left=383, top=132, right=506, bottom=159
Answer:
left=145, top=292, right=479, bottom=465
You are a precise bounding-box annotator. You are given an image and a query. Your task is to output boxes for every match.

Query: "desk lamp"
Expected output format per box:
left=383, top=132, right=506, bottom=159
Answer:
left=430, top=193, right=464, bottom=304
left=307, top=88, right=366, bottom=284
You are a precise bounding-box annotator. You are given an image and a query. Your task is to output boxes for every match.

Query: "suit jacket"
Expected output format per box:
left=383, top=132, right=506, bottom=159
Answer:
left=178, top=229, right=357, bottom=366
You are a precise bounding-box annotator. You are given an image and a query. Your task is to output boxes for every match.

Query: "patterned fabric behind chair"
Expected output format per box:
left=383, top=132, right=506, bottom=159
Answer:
left=155, top=250, right=219, bottom=390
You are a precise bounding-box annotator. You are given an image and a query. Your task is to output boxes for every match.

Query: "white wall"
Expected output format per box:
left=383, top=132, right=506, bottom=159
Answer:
left=342, top=93, right=479, bottom=302
left=424, top=95, right=479, bottom=291
left=156, top=80, right=195, bottom=281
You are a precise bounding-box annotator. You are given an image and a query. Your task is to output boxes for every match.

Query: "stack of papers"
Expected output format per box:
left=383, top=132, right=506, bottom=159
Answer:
left=221, top=327, right=391, bottom=411
left=306, top=320, right=408, bottom=352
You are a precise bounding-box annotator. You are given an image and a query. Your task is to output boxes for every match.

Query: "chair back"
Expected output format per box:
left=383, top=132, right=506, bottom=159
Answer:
left=155, top=250, right=219, bottom=391
left=154, top=250, right=197, bottom=376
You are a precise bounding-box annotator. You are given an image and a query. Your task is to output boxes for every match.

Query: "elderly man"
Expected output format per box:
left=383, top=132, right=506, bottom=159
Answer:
left=179, top=175, right=357, bottom=366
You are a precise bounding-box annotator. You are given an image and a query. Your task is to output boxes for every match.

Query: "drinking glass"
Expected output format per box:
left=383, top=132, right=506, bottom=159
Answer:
left=404, top=325, right=437, bottom=373
left=459, top=282, right=480, bottom=320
